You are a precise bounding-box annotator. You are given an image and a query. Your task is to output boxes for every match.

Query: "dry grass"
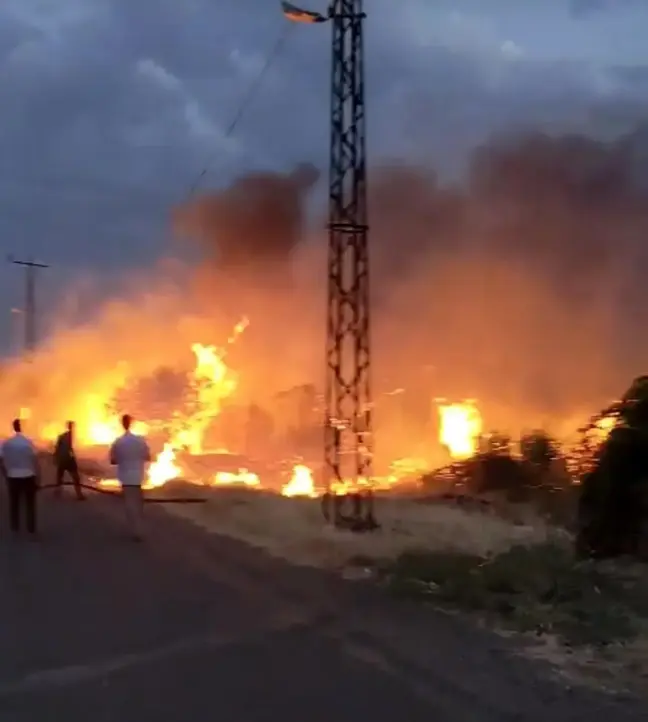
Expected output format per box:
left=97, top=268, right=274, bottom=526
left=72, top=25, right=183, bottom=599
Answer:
left=155, top=484, right=648, bottom=694
left=154, top=483, right=554, bottom=568
left=381, top=540, right=648, bottom=694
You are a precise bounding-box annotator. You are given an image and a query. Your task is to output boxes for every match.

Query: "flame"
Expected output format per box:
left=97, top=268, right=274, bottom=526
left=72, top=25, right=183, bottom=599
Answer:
left=172, top=342, right=237, bottom=454
left=147, top=336, right=241, bottom=484
left=592, top=414, right=616, bottom=443
left=213, top=469, right=260, bottom=487
left=282, top=464, right=316, bottom=497
left=41, top=392, right=148, bottom=446
left=148, top=443, right=181, bottom=488
left=438, top=401, right=482, bottom=459
left=281, top=466, right=378, bottom=497
left=91, top=322, right=245, bottom=489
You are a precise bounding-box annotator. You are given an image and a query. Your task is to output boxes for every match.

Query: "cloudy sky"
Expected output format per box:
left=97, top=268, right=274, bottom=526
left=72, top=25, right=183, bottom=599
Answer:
left=0, top=0, right=647, bottom=349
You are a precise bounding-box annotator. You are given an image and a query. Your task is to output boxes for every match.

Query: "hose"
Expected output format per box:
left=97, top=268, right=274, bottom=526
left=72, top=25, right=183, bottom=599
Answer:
left=37, top=481, right=207, bottom=504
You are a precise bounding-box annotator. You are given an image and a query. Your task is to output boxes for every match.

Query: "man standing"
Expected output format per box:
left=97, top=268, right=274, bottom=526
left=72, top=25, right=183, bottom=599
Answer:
left=108, top=414, right=151, bottom=541
left=0, top=418, right=39, bottom=536
left=54, top=420, right=85, bottom=500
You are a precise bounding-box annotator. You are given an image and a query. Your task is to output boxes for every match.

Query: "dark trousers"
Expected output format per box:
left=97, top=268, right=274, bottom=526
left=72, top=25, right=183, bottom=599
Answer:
left=6, top=476, right=37, bottom=534
left=56, top=461, right=83, bottom=498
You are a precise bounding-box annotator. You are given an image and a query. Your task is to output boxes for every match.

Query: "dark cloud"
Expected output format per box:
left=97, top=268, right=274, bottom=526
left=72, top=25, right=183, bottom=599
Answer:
left=569, top=0, right=608, bottom=17
left=569, top=0, right=641, bottom=17
left=0, top=0, right=647, bottom=352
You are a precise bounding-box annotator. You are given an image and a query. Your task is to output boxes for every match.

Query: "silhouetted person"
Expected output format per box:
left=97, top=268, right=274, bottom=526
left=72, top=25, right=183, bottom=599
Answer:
left=0, top=419, right=39, bottom=536
left=54, top=420, right=85, bottom=500
left=109, top=414, right=151, bottom=541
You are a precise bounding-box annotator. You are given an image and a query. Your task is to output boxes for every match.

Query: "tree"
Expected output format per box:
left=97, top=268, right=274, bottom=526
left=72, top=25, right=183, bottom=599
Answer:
left=576, top=376, right=648, bottom=558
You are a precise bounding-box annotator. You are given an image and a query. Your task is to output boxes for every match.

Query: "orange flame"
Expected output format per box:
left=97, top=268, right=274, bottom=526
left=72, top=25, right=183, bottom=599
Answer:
left=438, top=400, right=482, bottom=459
left=213, top=469, right=260, bottom=487
left=282, top=464, right=316, bottom=497
left=148, top=443, right=181, bottom=488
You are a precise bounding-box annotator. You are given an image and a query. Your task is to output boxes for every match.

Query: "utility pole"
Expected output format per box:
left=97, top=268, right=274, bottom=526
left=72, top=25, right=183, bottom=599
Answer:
left=283, top=1, right=376, bottom=530
left=8, top=256, right=49, bottom=353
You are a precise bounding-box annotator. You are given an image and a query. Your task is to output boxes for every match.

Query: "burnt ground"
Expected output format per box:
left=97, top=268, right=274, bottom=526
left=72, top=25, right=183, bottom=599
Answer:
left=0, top=485, right=645, bottom=722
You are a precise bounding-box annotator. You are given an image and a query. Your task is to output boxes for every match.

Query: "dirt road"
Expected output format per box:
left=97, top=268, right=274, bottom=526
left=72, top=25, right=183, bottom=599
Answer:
left=0, top=488, right=643, bottom=721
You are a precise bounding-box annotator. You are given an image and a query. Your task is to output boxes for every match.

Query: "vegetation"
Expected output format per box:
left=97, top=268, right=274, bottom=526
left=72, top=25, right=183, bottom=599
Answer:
left=381, top=542, right=648, bottom=647
left=129, top=376, right=648, bottom=690
left=575, top=376, right=648, bottom=559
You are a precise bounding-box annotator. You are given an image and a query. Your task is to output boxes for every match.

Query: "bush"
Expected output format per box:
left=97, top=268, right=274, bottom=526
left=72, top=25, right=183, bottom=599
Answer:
left=576, top=376, right=648, bottom=559
left=383, top=542, right=648, bottom=647
left=520, top=430, right=557, bottom=473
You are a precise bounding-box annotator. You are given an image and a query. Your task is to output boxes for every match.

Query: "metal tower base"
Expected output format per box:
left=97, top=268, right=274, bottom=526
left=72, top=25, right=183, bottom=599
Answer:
left=321, top=491, right=379, bottom=532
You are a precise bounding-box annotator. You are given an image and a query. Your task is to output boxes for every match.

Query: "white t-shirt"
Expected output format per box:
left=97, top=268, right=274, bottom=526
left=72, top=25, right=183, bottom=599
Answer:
left=1, top=433, right=38, bottom=478
left=109, top=431, right=151, bottom=487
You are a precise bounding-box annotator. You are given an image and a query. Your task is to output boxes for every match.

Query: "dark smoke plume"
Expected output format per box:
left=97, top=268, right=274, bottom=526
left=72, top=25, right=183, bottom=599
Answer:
left=173, top=163, right=320, bottom=403
left=173, top=162, right=319, bottom=291
left=172, top=122, right=648, bottom=453
left=368, top=122, right=648, bottom=452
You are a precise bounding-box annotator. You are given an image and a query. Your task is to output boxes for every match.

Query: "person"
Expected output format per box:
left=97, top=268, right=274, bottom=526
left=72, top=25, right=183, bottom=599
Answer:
left=0, top=418, right=40, bottom=536
left=108, top=414, right=151, bottom=541
left=54, top=420, right=85, bottom=500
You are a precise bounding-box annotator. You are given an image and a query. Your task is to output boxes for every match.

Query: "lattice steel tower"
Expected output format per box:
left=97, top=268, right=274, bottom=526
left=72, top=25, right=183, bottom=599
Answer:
left=324, top=0, right=375, bottom=529
left=282, top=0, right=375, bottom=529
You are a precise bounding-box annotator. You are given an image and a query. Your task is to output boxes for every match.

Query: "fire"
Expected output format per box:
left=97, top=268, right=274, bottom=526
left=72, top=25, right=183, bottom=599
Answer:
left=41, top=392, right=148, bottom=447
left=171, top=342, right=238, bottom=454
left=146, top=338, right=241, bottom=484
left=438, top=400, right=482, bottom=459
left=213, top=469, right=260, bottom=487
left=592, top=414, right=616, bottom=443
left=282, top=464, right=316, bottom=497
left=90, top=323, right=245, bottom=489
left=148, top=443, right=181, bottom=488
left=280, top=466, right=378, bottom=497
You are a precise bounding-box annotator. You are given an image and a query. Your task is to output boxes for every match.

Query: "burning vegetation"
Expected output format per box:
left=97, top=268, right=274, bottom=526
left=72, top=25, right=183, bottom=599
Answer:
left=0, top=126, right=644, bottom=696
left=0, top=126, right=648, bottom=524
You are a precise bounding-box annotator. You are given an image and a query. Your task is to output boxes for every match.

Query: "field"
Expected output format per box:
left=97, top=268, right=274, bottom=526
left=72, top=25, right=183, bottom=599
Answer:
left=144, top=480, right=648, bottom=695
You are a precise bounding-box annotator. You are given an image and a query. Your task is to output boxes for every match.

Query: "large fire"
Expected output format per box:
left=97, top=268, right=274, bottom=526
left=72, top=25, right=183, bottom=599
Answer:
left=10, top=308, right=488, bottom=497
left=96, top=330, right=245, bottom=490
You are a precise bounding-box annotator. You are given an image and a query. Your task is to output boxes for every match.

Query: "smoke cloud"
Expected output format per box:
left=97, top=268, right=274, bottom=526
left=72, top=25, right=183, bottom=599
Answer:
left=173, top=162, right=319, bottom=297
left=368, top=123, right=648, bottom=459
left=2, top=121, right=648, bottom=469
left=166, top=122, right=648, bottom=465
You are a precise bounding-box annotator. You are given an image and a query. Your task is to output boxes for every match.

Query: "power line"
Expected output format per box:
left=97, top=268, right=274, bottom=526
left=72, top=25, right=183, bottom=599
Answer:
left=185, top=21, right=295, bottom=198
left=0, top=22, right=296, bottom=211
left=0, top=16, right=297, bottom=284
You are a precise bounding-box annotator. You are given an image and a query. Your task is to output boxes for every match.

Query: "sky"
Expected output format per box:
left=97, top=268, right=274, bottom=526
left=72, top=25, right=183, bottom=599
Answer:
left=0, top=0, right=647, bottom=350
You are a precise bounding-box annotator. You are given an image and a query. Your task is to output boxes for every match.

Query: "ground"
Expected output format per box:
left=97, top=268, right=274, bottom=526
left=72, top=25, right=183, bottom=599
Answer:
left=0, top=484, right=645, bottom=721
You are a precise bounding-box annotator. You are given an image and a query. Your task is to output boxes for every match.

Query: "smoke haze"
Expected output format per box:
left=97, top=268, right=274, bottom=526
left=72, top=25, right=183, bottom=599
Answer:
left=367, top=124, right=648, bottom=457
left=2, top=124, right=648, bottom=463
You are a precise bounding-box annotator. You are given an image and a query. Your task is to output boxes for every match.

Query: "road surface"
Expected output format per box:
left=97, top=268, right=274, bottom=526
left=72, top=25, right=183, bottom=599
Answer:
left=0, top=486, right=644, bottom=721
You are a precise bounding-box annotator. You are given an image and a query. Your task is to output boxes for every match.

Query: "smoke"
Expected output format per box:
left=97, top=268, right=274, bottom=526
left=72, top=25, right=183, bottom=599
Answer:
left=168, top=162, right=321, bottom=401
left=170, top=123, right=648, bottom=453
left=173, top=162, right=319, bottom=295
left=369, top=123, right=648, bottom=449
left=3, top=122, right=648, bottom=459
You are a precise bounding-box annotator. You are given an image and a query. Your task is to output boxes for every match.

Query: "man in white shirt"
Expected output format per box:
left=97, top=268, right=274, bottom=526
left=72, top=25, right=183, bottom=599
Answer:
left=0, top=418, right=40, bottom=535
left=109, top=414, right=151, bottom=541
